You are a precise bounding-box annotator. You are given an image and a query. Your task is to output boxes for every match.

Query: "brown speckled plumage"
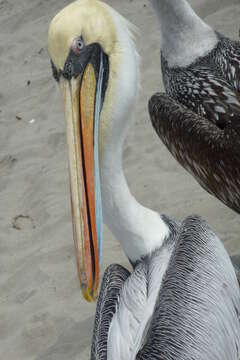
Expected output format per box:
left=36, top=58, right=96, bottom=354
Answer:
left=161, top=34, right=240, bottom=133
left=150, top=33, right=240, bottom=212
left=149, top=93, right=240, bottom=213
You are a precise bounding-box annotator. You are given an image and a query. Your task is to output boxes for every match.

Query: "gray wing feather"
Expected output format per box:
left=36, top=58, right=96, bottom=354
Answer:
left=107, top=243, right=176, bottom=360
left=137, top=215, right=240, bottom=359
left=230, top=255, right=240, bottom=285
left=91, top=264, right=130, bottom=360
left=107, top=217, right=180, bottom=360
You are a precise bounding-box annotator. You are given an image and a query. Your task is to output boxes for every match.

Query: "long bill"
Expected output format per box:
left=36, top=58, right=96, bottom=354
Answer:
left=60, top=62, right=103, bottom=302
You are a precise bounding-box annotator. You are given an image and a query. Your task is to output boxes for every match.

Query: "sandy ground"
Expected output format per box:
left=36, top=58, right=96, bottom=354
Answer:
left=0, top=0, right=240, bottom=358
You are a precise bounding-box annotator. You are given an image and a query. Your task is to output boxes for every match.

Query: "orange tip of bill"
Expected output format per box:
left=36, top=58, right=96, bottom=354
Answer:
left=82, top=286, right=97, bottom=303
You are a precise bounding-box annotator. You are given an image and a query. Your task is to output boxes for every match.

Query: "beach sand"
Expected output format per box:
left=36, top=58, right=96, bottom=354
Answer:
left=0, top=0, right=239, bottom=358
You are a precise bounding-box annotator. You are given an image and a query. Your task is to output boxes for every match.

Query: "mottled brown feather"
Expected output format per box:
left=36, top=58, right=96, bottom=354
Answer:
left=149, top=93, right=240, bottom=213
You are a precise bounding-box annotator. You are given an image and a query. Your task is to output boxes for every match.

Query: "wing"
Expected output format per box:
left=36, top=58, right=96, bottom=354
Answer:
left=162, top=56, right=240, bottom=134
left=91, top=264, right=130, bottom=360
left=107, top=248, right=174, bottom=360
left=215, top=36, right=240, bottom=93
left=230, top=254, right=240, bottom=285
left=137, top=216, right=240, bottom=360
left=149, top=93, right=240, bottom=213
left=107, top=222, right=180, bottom=360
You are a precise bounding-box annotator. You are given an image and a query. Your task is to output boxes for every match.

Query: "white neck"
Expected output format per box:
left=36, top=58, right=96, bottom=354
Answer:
left=99, top=11, right=169, bottom=262
left=150, top=0, right=218, bottom=67
left=101, top=140, right=169, bottom=263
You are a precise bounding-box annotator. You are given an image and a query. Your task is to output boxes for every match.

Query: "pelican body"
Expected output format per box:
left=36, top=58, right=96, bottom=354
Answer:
left=48, top=0, right=240, bottom=358
left=92, top=216, right=240, bottom=360
left=149, top=0, right=240, bottom=213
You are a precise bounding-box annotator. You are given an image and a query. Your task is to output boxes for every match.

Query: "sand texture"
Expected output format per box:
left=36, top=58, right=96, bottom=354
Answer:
left=0, top=0, right=240, bottom=358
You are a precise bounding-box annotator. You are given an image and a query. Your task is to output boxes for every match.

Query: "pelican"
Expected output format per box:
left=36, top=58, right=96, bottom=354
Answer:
left=148, top=0, right=240, bottom=214
left=48, top=0, right=240, bottom=357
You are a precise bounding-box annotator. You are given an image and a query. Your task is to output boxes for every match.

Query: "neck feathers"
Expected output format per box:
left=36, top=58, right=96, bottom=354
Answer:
left=150, top=0, right=218, bottom=67
left=100, top=5, right=169, bottom=262
left=101, top=154, right=170, bottom=262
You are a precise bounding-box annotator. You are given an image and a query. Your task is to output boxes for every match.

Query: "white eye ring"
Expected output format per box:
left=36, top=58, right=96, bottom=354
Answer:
left=72, top=37, right=85, bottom=55
left=76, top=38, right=84, bottom=50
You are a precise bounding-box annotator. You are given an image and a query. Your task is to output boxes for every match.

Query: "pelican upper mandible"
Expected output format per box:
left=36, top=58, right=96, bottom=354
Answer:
left=48, top=0, right=240, bottom=358
left=148, top=0, right=240, bottom=213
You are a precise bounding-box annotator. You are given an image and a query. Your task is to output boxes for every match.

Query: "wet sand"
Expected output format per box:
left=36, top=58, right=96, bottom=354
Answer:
left=0, top=0, right=239, bottom=358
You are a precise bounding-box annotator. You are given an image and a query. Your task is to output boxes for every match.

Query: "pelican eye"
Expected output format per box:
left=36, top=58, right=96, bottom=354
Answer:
left=72, top=36, right=85, bottom=55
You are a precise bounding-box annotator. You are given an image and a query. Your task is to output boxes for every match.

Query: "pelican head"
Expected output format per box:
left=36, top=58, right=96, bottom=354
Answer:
left=48, top=0, right=139, bottom=301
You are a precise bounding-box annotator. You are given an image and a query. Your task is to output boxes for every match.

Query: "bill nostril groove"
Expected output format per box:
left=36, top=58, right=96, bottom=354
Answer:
left=63, top=61, right=73, bottom=80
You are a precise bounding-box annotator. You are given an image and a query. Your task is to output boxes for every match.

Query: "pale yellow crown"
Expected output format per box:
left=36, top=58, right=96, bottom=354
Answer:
left=48, top=0, right=117, bottom=71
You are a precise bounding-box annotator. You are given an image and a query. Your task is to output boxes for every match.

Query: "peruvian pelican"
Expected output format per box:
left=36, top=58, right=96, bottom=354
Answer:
left=48, top=0, right=240, bottom=357
left=148, top=0, right=240, bottom=214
